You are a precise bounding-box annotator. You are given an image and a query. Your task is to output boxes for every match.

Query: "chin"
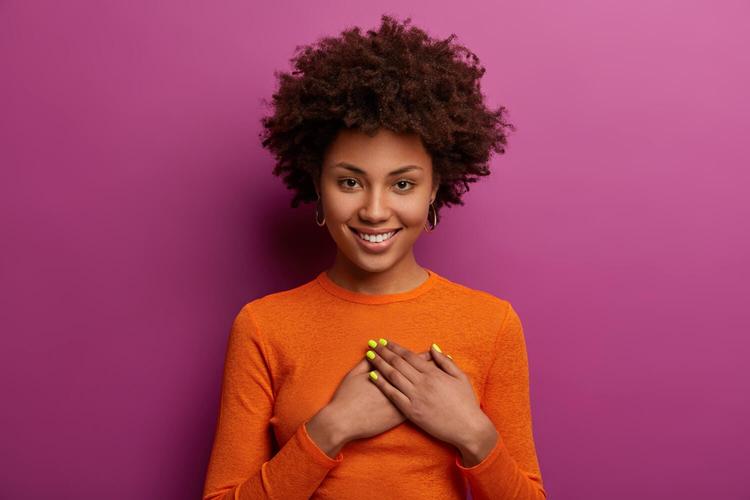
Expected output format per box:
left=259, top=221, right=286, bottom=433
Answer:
left=341, top=246, right=401, bottom=273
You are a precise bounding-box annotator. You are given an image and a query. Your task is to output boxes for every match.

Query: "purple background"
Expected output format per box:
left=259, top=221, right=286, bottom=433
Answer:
left=2, top=2, right=748, bottom=499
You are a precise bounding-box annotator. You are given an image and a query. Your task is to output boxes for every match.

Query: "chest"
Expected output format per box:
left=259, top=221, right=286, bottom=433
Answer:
left=265, top=311, right=497, bottom=448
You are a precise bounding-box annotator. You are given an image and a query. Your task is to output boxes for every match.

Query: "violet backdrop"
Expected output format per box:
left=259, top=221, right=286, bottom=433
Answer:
left=1, top=1, right=748, bottom=499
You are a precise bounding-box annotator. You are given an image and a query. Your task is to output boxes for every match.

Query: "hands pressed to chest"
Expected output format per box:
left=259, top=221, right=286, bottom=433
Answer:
left=306, top=338, right=498, bottom=467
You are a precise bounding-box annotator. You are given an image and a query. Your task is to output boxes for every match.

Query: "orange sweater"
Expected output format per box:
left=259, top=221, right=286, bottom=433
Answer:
left=203, top=268, right=546, bottom=500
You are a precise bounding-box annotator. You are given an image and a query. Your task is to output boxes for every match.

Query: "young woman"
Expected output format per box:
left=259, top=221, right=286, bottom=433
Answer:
left=203, top=15, right=546, bottom=500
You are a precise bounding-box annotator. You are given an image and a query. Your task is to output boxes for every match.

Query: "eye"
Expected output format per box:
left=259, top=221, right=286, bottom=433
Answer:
left=395, top=180, right=415, bottom=192
left=338, top=178, right=360, bottom=190
left=337, top=178, right=415, bottom=192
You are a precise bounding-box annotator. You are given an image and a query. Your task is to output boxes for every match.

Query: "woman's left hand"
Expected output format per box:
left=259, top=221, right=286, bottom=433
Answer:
left=365, top=339, right=491, bottom=449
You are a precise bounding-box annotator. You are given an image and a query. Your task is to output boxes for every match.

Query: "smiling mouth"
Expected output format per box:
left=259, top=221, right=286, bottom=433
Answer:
left=348, top=226, right=403, bottom=242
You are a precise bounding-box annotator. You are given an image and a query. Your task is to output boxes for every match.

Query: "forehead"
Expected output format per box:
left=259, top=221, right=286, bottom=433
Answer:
left=324, top=128, right=432, bottom=174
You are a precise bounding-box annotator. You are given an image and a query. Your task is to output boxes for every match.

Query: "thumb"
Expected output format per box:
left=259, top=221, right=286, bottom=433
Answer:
left=430, top=343, right=462, bottom=377
left=352, top=356, right=372, bottom=375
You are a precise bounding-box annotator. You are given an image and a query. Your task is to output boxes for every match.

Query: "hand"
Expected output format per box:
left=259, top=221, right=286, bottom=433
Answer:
left=326, top=343, right=436, bottom=444
left=365, top=339, right=488, bottom=449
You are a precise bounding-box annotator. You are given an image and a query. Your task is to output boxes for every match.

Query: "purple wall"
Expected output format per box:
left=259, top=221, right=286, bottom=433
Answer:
left=2, top=2, right=748, bottom=498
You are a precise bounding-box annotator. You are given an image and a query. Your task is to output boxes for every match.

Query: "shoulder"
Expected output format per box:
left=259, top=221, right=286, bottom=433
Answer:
left=235, top=274, right=320, bottom=321
left=431, top=271, right=512, bottom=315
left=432, top=274, right=529, bottom=358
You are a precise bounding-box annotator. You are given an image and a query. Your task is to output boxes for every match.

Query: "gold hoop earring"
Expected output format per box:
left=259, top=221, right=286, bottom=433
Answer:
left=424, top=201, right=438, bottom=232
left=315, top=194, right=326, bottom=226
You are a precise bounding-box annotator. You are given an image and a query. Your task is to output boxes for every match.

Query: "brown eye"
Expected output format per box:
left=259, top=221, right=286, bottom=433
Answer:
left=338, top=179, right=359, bottom=189
left=395, top=180, right=415, bottom=191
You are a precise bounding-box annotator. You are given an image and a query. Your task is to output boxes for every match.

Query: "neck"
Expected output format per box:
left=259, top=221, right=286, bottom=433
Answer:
left=326, top=250, right=428, bottom=295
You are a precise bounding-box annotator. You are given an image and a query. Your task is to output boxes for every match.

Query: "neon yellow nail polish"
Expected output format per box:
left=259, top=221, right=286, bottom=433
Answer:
left=366, top=350, right=376, bottom=360
left=379, top=338, right=388, bottom=346
left=432, top=343, right=442, bottom=353
left=369, top=370, right=378, bottom=381
left=368, top=339, right=378, bottom=348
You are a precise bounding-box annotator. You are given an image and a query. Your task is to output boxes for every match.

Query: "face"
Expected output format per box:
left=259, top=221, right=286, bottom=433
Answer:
left=316, top=127, right=439, bottom=274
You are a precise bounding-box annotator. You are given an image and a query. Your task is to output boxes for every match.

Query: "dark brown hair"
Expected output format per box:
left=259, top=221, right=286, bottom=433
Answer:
left=259, top=14, right=515, bottom=225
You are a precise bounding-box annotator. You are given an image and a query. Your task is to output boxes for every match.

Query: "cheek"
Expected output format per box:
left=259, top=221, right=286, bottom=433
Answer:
left=324, top=195, right=429, bottom=223
left=397, top=201, right=431, bottom=227
left=321, top=197, right=355, bottom=222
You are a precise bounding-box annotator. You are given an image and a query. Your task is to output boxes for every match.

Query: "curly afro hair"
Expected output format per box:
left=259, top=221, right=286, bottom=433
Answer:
left=259, top=14, right=515, bottom=225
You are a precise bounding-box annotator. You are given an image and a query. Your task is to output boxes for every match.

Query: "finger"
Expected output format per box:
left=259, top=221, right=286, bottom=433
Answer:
left=365, top=342, right=431, bottom=368
left=368, top=369, right=411, bottom=416
left=368, top=339, right=423, bottom=385
left=369, top=339, right=430, bottom=362
left=430, top=343, right=464, bottom=378
left=351, top=356, right=372, bottom=375
left=365, top=348, right=417, bottom=399
left=382, top=339, right=433, bottom=375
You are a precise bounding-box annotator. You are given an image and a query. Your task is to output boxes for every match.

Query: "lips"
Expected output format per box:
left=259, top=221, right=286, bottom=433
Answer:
left=348, top=226, right=402, bottom=236
left=348, top=226, right=402, bottom=253
left=348, top=226, right=401, bottom=237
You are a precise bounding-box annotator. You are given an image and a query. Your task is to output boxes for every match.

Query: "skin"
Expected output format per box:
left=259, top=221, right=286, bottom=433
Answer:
left=314, top=126, right=439, bottom=294
left=305, top=127, right=498, bottom=467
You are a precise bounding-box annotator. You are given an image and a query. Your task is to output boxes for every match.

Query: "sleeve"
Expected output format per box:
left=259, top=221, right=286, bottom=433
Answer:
left=454, top=302, right=547, bottom=500
left=202, top=303, right=344, bottom=500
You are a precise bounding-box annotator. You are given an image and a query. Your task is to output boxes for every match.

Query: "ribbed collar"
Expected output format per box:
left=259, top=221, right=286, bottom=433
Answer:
left=315, top=268, right=439, bottom=305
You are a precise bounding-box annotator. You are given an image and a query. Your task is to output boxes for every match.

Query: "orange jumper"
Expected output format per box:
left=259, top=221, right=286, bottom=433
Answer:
left=203, top=268, right=546, bottom=499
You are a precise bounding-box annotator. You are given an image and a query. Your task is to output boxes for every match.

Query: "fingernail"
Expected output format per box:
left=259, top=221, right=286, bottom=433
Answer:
left=447, top=354, right=453, bottom=359
left=432, top=343, right=442, bottom=353
left=369, top=370, right=378, bottom=381
left=379, top=338, right=388, bottom=346
left=367, top=339, right=378, bottom=348
left=366, top=350, right=376, bottom=360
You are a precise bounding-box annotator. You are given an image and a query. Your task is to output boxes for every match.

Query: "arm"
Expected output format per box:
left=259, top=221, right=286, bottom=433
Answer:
left=453, top=303, right=547, bottom=500
left=202, top=304, right=345, bottom=500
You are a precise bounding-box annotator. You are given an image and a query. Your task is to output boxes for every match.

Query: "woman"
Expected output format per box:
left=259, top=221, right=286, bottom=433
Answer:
left=203, top=15, right=546, bottom=500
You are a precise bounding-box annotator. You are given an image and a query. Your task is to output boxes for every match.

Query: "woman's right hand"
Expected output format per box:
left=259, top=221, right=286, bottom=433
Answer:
left=324, top=347, right=435, bottom=443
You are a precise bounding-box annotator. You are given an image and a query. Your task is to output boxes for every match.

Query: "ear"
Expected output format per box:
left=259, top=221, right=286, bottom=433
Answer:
left=430, top=171, right=441, bottom=203
left=312, top=171, right=322, bottom=199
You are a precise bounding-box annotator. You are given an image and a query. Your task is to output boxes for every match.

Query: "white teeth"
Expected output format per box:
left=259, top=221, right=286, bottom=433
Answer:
left=357, top=230, right=396, bottom=243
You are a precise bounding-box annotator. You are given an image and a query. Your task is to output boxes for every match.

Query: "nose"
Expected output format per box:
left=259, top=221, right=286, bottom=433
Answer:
left=358, top=187, right=391, bottom=223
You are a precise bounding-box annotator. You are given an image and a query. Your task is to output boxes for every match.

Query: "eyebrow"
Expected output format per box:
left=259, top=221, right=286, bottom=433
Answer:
left=333, top=162, right=423, bottom=176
